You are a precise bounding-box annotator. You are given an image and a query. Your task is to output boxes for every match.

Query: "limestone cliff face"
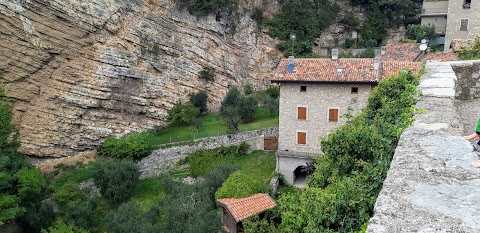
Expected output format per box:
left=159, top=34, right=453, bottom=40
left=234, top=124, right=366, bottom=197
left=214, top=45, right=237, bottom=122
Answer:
left=0, top=0, right=282, bottom=157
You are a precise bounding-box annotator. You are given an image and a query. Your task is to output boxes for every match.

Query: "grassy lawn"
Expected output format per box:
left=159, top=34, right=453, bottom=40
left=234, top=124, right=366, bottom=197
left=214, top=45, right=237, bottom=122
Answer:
left=125, top=108, right=278, bottom=149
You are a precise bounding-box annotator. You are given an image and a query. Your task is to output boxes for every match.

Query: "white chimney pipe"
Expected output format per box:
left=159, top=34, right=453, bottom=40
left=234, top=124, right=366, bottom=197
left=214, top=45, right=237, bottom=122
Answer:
left=374, top=58, right=381, bottom=71
left=331, top=49, right=339, bottom=61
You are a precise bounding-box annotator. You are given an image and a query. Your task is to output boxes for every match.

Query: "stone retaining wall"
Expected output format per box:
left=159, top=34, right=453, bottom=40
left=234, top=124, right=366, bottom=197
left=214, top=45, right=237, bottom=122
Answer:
left=138, top=127, right=278, bottom=179
left=367, top=61, right=480, bottom=232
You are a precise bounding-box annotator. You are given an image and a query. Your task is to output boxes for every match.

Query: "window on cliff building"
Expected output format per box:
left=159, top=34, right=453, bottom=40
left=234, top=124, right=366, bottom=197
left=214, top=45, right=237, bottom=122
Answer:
left=463, top=0, right=471, bottom=9
left=298, top=107, right=307, bottom=120
left=297, top=131, right=307, bottom=145
left=328, top=108, right=339, bottom=122
left=351, top=87, right=358, bottom=94
left=460, top=19, right=469, bottom=31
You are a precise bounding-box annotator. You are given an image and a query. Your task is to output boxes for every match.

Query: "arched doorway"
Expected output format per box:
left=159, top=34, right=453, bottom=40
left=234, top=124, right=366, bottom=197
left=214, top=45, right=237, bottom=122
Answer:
left=293, top=166, right=308, bottom=188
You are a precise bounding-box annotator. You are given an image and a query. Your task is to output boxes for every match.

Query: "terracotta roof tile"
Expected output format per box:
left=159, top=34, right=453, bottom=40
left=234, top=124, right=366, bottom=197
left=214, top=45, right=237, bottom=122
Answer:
left=272, top=58, right=380, bottom=83
left=272, top=58, right=422, bottom=83
left=216, top=193, right=277, bottom=222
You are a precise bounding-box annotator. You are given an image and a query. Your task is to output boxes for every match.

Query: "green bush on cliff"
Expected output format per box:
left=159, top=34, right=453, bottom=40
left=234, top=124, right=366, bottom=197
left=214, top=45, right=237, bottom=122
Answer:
left=96, top=137, right=152, bottom=160
left=458, top=37, right=480, bottom=60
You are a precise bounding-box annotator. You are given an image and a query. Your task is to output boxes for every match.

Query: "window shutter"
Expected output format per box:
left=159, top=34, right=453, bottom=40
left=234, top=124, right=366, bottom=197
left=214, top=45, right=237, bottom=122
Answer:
left=298, top=107, right=307, bottom=120
left=329, top=109, right=338, bottom=122
left=297, top=132, right=306, bottom=144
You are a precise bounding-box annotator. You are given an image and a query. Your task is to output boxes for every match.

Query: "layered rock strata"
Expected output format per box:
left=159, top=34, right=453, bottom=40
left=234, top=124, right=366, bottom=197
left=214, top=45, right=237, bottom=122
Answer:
left=0, top=0, right=281, bottom=157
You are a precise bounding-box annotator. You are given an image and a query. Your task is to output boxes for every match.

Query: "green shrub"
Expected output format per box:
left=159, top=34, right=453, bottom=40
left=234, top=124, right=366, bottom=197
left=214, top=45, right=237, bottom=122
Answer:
left=244, top=83, right=253, bottom=95
left=215, top=171, right=269, bottom=199
left=96, top=138, right=151, bottom=160
left=166, top=102, right=200, bottom=125
left=176, top=0, right=238, bottom=17
left=104, top=201, right=160, bottom=233
left=198, top=67, right=215, bottom=81
left=344, top=38, right=358, bottom=48
left=92, top=159, right=139, bottom=205
left=406, top=24, right=437, bottom=43
left=62, top=198, right=99, bottom=231
left=41, top=218, right=88, bottom=233
left=266, top=86, right=279, bottom=99
left=458, top=37, right=480, bottom=60
left=221, top=87, right=258, bottom=133
left=365, top=39, right=378, bottom=48
left=15, top=168, right=46, bottom=203
left=189, top=91, right=208, bottom=114
left=53, top=181, right=85, bottom=206
left=0, top=195, right=24, bottom=225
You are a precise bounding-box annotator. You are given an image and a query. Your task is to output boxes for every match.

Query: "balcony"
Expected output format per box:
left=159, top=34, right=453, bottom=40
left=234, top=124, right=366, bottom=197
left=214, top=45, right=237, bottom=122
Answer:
left=421, top=8, right=448, bottom=16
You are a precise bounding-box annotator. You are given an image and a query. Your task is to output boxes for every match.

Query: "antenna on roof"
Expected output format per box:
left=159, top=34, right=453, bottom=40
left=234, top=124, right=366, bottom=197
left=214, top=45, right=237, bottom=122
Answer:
left=287, top=56, right=295, bottom=73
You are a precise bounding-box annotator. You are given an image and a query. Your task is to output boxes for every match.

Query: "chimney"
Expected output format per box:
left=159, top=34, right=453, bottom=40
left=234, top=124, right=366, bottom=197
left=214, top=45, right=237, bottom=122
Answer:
left=374, top=58, right=381, bottom=71
left=380, top=46, right=386, bottom=55
left=331, top=49, right=338, bottom=61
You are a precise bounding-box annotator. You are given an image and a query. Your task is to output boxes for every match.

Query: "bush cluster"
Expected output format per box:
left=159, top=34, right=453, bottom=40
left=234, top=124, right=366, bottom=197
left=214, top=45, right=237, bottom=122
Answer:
left=221, top=87, right=258, bottom=133
left=458, top=37, right=480, bottom=60
left=215, top=171, right=269, bottom=199
left=91, top=159, right=139, bottom=205
left=405, top=24, right=437, bottom=43
left=96, top=137, right=151, bottom=160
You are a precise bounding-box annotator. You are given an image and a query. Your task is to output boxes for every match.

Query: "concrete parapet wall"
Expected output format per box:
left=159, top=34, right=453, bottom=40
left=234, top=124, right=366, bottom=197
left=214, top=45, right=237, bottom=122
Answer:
left=138, top=127, right=279, bottom=179
left=367, top=61, right=480, bottom=232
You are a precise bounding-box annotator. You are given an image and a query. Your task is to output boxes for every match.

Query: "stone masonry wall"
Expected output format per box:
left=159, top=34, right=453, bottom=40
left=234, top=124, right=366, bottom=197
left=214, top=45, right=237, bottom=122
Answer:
left=138, top=127, right=278, bottom=179
left=367, top=61, right=480, bottom=232
left=445, top=0, right=480, bottom=50
left=452, top=60, right=480, bottom=100
left=278, top=82, right=372, bottom=155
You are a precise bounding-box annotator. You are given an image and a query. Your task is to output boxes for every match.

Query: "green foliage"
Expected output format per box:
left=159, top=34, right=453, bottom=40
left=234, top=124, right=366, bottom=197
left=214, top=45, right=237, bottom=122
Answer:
left=160, top=165, right=237, bottom=233
left=96, top=137, right=152, bottom=160
left=61, top=198, right=99, bottom=232
left=243, top=209, right=281, bottom=233
left=266, top=86, right=280, bottom=99
left=166, top=102, right=200, bottom=125
left=41, top=218, right=88, bottom=233
left=266, top=0, right=339, bottom=57
left=0, top=195, right=24, bottom=225
left=406, top=24, right=437, bottom=42
left=458, top=37, right=480, bottom=60
left=53, top=181, right=85, bottom=206
left=244, top=83, right=253, bottom=95
left=341, top=11, right=360, bottom=32
left=15, top=168, right=46, bottom=202
left=189, top=91, right=208, bottom=114
left=104, top=201, right=161, bottom=233
left=186, top=143, right=248, bottom=177
left=92, top=159, right=139, bottom=205
left=361, top=6, right=388, bottom=42
left=176, top=0, right=238, bottom=17
left=221, top=87, right=258, bottom=133
left=276, top=71, right=421, bottom=232
left=198, top=67, right=215, bottom=81
left=215, top=171, right=269, bottom=199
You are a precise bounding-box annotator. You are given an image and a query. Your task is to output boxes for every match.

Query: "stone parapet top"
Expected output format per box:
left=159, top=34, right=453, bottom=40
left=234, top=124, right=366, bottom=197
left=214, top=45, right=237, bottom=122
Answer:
left=367, top=61, right=480, bottom=232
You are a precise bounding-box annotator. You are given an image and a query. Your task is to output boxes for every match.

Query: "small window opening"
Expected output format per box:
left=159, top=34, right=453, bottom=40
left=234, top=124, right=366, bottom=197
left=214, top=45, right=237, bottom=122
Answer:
left=351, top=87, right=358, bottom=94
left=463, top=0, right=471, bottom=9
left=300, top=86, right=307, bottom=92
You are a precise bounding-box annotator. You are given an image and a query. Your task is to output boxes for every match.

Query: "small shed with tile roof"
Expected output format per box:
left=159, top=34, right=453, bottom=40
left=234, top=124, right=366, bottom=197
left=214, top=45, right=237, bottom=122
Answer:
left=216, top=193, right=277, bottom=233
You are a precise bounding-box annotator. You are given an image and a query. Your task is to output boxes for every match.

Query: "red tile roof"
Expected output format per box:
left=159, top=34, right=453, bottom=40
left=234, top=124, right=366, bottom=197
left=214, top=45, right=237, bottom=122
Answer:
left=376, top=42, right=421, bottom=62
left=216, top=193, right=277, bottom=222
left=272, top=58, right=422, bottom=83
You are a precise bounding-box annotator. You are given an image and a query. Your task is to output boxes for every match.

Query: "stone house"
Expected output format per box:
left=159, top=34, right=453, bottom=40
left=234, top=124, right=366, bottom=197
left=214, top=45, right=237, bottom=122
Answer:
left=271, top=57, right=422, bottom=185
left=216, top=193, right=277, bottom=233
left=420, top=0, right=480, bottom=50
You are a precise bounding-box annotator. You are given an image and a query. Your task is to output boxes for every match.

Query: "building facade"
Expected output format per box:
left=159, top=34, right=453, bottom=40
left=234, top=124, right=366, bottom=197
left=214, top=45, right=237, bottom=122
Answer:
left=445, top=0, right=480, bottom=50
left=421, top=0, right=480, bottom=50
left=272, top=58, right=422, bottom=185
